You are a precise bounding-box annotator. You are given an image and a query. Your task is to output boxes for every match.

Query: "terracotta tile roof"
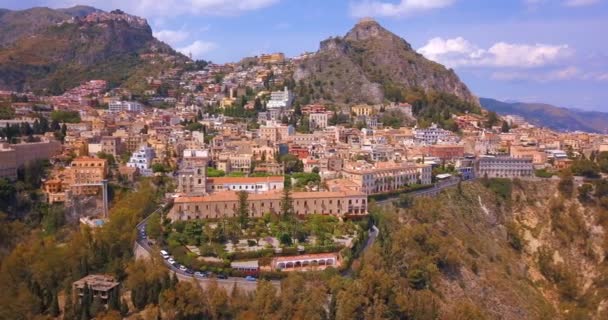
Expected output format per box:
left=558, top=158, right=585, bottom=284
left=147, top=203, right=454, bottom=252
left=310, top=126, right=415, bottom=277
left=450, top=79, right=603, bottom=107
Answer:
left=174, top=190, right=365, bottom=203
left=207, top=176, right=283, bottom=184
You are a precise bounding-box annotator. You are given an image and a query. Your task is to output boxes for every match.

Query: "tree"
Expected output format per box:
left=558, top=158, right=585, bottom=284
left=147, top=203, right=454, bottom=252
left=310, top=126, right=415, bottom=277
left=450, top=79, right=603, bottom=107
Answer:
left=89, top=296, right=104, bottom=317
left=484, top=111, right=500, bottom=128
left=558, top=171, right=574, bottom=198
left=394, top=194, right=414, bottom=209
left=236, top=191, right=249, bottom=229
left=119, top=298, right=129, bottom=316
left=251, top=281, right=278, bottom=319
left=146, top=212, right=162, bottom=240
left=280, top=183, right=294, bottom=217
left=578, top=183, right=593, bottom=203
left=151, top=163, right=168, bottom=174
left=570, top=158, right=600, bottom=178
left=160, top=281, right=207, bottom=320
left=48, top=291, right=60, bottom=317
left=501, top=121, right=510, bottom=133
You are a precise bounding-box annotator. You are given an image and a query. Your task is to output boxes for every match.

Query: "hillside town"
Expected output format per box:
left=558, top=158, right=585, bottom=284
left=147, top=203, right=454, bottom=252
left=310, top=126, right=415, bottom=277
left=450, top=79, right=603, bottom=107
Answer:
left=3, top=4, right=608, bottom=319
left=2, top=50, right=607, bottom=280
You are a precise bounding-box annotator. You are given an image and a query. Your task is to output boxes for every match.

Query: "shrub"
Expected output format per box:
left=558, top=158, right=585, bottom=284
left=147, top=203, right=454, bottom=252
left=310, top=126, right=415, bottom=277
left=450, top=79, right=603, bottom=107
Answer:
left=558, top=171, right=574, bottom=198
left=535, top=169, right=553, bottom=178
left=505, top=221, right=525, bottom=252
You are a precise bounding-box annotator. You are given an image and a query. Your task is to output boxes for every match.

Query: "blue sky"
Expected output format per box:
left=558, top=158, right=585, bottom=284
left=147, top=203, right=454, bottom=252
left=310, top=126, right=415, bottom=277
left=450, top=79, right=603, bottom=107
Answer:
left=3, top=0, right=608, bottom=111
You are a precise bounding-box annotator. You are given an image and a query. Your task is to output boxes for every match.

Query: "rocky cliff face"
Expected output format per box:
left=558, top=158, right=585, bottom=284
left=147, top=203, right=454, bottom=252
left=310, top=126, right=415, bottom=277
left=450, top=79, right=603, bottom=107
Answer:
left=0, top=7, right=184, bottom=93
left=294, top=19, right=478, bottom=106
left=0, top=6, right=100, bottom=47
left=403, top=179, right=608, bottom=319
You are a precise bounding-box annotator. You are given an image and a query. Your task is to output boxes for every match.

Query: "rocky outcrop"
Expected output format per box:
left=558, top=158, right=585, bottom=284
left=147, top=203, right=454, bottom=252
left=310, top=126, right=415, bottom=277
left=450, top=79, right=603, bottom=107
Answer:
left=294, top=19, right=478, bottom=106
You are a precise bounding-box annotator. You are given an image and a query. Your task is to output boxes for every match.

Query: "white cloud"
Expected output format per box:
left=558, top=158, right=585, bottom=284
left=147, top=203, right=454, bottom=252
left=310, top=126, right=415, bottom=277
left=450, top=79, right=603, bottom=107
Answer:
left=153, top=29, right=190, bottom=46
left=491, top=67, right=608, bottom=82
left=350, top=0, right=456, bottom=18
left=46, top=0, right=280, bottom=17
left=564, top=0, right=600, bottom=7
left=418, top=37, right=572, bottom=68
left=524, top=0, right=600, bottom=7
left=178, top=40, right=217, bottom=59
left=490, top=68, right=579, bottom=82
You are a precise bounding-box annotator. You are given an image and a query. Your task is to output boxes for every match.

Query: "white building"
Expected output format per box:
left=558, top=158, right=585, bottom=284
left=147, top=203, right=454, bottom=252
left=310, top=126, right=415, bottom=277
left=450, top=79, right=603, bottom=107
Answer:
left=108, top=101, right=144, bottom=113
left=475, top=156, right=534, bottom=178
left=267, top=87, right=294, bottom=109
left=413, top=124, right=457, bottom=145
left=309, top=112, right=329, bottom=129
left=206, top=176, right=284, bottom=194
left=545, top=149, right=568, bottom=159
left=127, top=145, right=156, bottom=176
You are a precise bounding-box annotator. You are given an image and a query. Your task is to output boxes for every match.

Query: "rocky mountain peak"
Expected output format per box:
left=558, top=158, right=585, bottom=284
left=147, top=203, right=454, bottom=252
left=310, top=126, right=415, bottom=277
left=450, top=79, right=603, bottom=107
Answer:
left=345, top=18, right=385, bottom=41
left=294, top=19, right=478, bottom=106
left=344, top=18, right=413, bottom=50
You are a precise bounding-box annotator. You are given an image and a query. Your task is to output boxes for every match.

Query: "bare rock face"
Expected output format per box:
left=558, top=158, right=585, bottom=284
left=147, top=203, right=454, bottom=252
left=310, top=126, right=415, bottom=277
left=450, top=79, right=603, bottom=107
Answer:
left=295, top=18, right=478, bottom=106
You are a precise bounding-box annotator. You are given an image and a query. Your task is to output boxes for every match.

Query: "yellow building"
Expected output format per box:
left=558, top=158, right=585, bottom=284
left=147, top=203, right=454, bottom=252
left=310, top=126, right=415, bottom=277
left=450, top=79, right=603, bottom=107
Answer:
left=351, top=104, right=376, bottom=116
left=259, top=53, right=285, bottom=64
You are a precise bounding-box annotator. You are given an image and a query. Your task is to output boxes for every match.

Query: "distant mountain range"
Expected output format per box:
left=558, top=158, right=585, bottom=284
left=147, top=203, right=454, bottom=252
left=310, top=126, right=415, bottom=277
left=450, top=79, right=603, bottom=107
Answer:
left=480, top=98, right=608, bottom=133
left=0, top=6, right=187, bottom=94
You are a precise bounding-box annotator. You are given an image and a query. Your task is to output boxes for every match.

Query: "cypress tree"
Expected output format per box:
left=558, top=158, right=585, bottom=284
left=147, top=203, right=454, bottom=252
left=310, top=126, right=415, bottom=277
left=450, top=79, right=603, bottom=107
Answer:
left=120, top=298, right=129, bottom=316
left=89, top=296, right=103, bottom=317
left=49, top=291, right=60, bottom=317
left=171, top=272, right=179, bottom=288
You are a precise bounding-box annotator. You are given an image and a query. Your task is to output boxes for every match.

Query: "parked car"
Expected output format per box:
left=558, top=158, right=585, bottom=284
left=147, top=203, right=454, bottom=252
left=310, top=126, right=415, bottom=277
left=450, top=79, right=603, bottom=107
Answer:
left=245, top=276, right=256, bottom=282
left=160, top=250, right=169, bottom=259
left=179, top=265, right=187, bottom=272
left=217, top=274, right=228, bottom=279
left=194, top=271, right=206, bottom=278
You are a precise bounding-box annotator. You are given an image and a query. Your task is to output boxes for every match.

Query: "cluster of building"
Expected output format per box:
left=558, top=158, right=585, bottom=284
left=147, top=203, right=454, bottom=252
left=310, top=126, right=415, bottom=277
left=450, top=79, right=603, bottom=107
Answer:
left=2, top=49, right=608, bottom=226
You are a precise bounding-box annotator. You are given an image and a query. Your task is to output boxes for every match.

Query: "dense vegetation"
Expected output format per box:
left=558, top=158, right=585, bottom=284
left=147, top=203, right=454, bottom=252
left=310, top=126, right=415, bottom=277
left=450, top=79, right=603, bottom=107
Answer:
left=2, top=172, right=608, bottom=319
left=0, top=181, right=160, bottom=319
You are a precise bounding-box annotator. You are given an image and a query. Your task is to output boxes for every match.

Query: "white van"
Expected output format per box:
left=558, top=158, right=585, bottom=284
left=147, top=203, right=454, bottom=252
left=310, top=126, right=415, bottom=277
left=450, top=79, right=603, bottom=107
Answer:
left=160, top=250, right=169, bottom=258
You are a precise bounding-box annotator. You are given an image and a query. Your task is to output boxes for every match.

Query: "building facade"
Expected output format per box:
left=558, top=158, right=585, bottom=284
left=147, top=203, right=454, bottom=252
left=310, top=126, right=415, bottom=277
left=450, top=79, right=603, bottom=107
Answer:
left=475, top=156, right=534, bottom=178
left=206, top=176, right=284, bottom=194
left=309, top=112, right=329, bottom=129
left=0, top=140, right=62, bottom=180
left=341, top=162, right=432, bottom=195
left=108, top=101, right=143, bottom=113
left=127, top=145, right=156, bottom=176
left=169, top=190, right=368, bottom=220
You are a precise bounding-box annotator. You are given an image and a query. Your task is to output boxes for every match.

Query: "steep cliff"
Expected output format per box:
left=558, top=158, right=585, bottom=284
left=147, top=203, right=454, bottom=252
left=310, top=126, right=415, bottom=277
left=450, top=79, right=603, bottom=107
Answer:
left=367, top=179, right=608, bottom=319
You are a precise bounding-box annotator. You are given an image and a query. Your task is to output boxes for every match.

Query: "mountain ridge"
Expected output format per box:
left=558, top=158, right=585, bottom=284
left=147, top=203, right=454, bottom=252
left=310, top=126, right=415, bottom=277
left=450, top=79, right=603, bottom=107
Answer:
left=0, top=6, right=187, bottom=94
left=481, top=97, right=608, bottom=133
